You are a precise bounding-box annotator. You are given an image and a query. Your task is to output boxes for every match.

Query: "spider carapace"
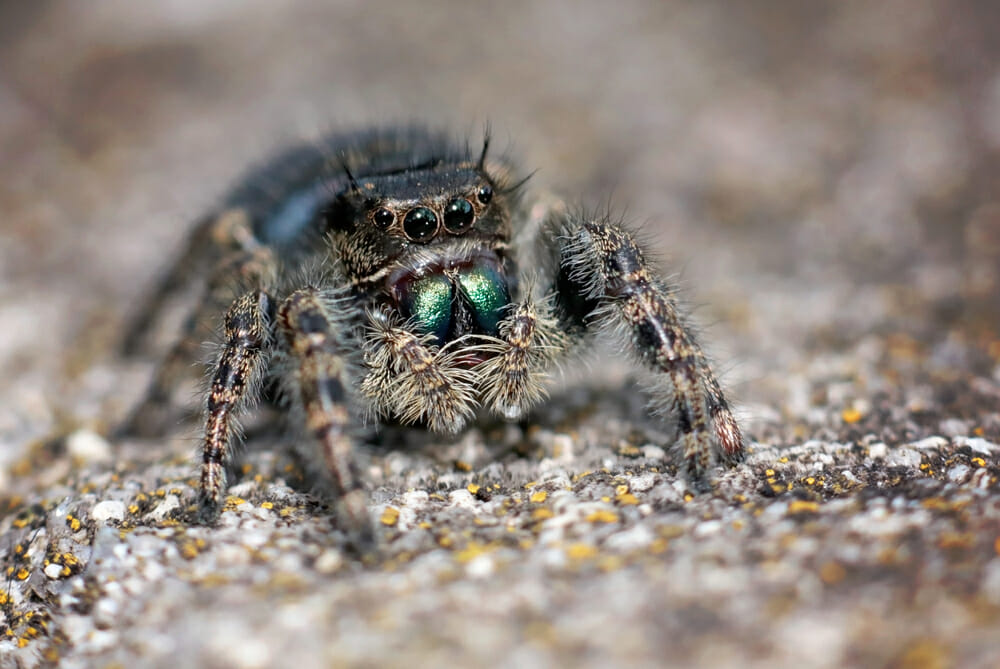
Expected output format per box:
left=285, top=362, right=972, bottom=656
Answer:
left=122, top=126, right=744, bottom=550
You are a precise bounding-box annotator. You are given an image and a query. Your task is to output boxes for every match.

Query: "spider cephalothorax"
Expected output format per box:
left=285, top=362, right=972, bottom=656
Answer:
left=121, top=126, right=744, bottom=551
left=325, top=150, right=518, bottom=347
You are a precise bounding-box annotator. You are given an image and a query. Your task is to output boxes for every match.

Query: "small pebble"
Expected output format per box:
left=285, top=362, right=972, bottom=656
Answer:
left=66, top=429, right=112, bottom=463
left=868, top=442, right=888, bottom=459
left=314, top=550, right=343, bottom=574
left=947, top=464, right=970, bottom=483
left=91, top=500, right=126, bottom=523
left=146, top=494, right=181, bottom=521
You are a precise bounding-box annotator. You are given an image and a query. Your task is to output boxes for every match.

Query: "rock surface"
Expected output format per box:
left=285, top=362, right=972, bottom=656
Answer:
left=2, top=2, right=999, bottom=667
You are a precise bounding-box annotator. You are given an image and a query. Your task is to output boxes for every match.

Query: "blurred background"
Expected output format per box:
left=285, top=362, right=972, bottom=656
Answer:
left=1, top=0, right=998, bottom=471
left=2, top=3, right=1000, bottom=667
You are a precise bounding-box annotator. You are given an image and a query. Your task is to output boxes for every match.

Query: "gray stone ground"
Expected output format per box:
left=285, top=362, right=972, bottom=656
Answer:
left=2, top=1, right=1000, bottom=667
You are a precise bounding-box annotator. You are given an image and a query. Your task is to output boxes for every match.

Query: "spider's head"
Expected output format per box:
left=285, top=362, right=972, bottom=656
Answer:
left=324, top=149, right=523, bottom=343
left=324, top=160, right=514, bottom=283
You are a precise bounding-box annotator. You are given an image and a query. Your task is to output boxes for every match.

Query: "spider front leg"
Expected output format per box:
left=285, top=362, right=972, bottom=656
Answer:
left=278, top=289, right=373, bottom=550
left=477, top=296, right=566, bottom=419
left=361, top=309, right=478, bottom=433
left=200, top=290, right=274, bottom=513
left=549, top=215, right=744, bottom=481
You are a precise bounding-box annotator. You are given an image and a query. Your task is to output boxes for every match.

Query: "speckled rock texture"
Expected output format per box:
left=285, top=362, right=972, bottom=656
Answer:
left=2, top=2, right=999, bottom=668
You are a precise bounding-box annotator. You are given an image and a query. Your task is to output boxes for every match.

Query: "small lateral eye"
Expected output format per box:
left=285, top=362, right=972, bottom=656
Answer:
left=477, top=184, right=493, bottom=205
left=372, top=207, right=395, bottom=230
left=443, top=198, right=475, bottom=233
left=403, top=207, right=439, bottom=242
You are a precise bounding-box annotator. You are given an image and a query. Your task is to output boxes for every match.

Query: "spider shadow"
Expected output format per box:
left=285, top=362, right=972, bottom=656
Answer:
left=237, top=374, right=674, bottom=503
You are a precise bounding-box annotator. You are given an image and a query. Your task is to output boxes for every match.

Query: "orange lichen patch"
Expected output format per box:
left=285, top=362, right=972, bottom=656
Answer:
left=971, top=457, right=987, bottom=468
left=380, top=507, right=400, bottom=526
left=586, top=509, right=620, bottom=524
left=531, top=508, right=554, bottom=521
left=454, top=460, right=472, bottom=472
left=649, top=538, right=669, bottom=554
left=937, top=532, right=975, bottom=550
left=994, top=536, right=1000, bottom=555
left=841, top=408, right=863, bottom=424
left=818, top=561, right=846, bottom=585
left=616, top=493, right=639, bottom=505
left=683, top=493, right=694, bottom=503
left=616, top=444, right=641, bottom=457
left=466, top=484, right=481, bottom=495
left=572, top=470, right=593, bottom=482
left=767, top=481, right=788, bottom=494
left=529, top=491, right=547, bottom=503
left=787, top=500, right=820, bottom=515
left=454, top=541, right=493, bottom=563
left=15, top=568, right=29, bottom=581
left=65, top=514, right=82, bottom=532
left=921, top=498, right=970, bottom=513
left=877, top=547, right=903, bottom=566
left=565, top=543, right=598, bottom=560
left=223, top=496, right=246, bottom=511
left=892, top=639, right=950, bottom=669
left=179, top=538, right=207, bottom=560
left=886, top=333, right=924, bottom=360
left=48, top=552, right=83, bottom=578
left=418, top=521, right=432, bottom=530
left=522, top=480, right=538, bottom=490
left=598, top=555, right=624, bottom=572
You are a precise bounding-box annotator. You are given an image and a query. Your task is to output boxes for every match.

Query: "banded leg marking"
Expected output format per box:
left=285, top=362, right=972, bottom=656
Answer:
left=199, top=290, right=272, bottom=510
left=279, top=290, right=372, bottom=548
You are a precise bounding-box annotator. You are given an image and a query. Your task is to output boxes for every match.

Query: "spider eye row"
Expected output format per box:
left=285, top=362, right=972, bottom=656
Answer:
left=371, top=185, right=494, bottom=242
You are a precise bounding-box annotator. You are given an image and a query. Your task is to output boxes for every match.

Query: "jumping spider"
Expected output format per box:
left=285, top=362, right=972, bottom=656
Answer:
left=121, top=126, right=744, bottom=549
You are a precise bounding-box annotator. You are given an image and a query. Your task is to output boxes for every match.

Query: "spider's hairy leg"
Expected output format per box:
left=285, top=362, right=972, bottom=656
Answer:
left=548, top=215, right=744, bottom=480
left=361, top=309, right=477, bottom=434
left=200, top=290, right=274, bottom=515
left=120, top=244, right=276, bottom=437
left=277, top=289, right=373, bottom=551
left=121, top=208, right=259, bottom=356
left=477, top=296, right=567, bottom=419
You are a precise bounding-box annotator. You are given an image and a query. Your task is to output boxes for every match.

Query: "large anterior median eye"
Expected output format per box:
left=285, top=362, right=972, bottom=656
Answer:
left=456, top=265, right=510, bottom=336
left=403, top=275, right=452, bottom=343
left=403, top=207, right=439, bottom=242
